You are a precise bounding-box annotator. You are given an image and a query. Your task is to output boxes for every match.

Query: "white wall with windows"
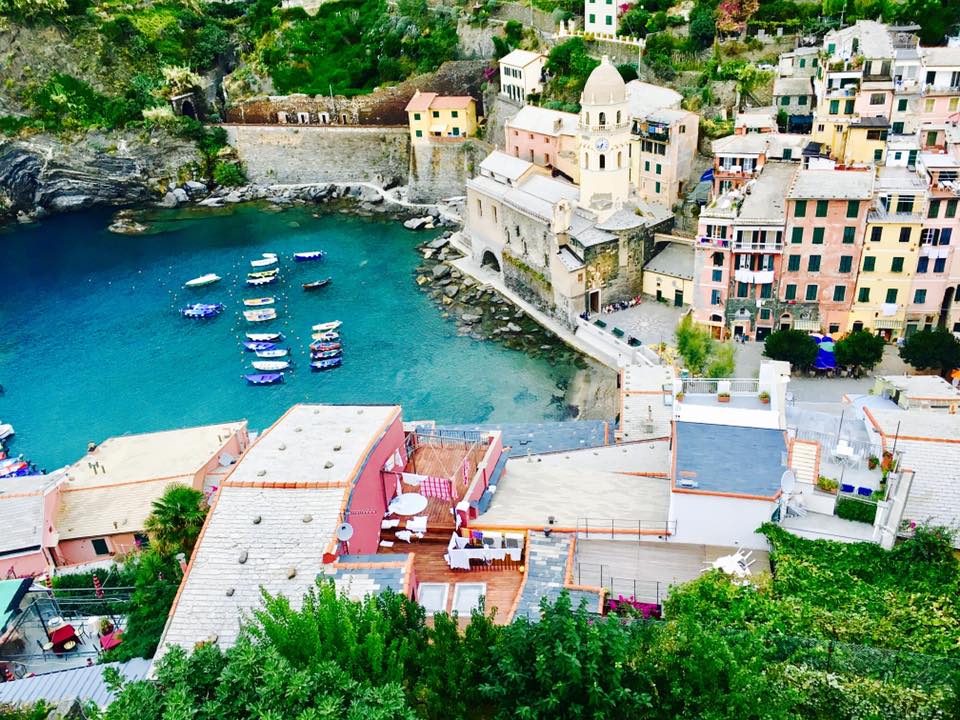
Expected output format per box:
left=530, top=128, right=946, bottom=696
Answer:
left=584, top=0, right=618, bottom=34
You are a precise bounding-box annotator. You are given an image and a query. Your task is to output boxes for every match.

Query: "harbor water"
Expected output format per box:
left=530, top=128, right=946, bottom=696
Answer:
left=0, top=205, right=579, bottom=469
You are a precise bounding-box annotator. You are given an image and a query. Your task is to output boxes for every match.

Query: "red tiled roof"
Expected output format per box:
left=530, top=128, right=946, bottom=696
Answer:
left=430, top=96, right=475, bottom=109
left=404, top=92, right=437, bottom=112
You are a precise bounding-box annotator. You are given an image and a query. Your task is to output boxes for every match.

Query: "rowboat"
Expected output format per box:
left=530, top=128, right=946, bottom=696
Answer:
left=246, top=275, right=278, bottom=287
left=180, top=303, right=224, bottom=319
left=312, top=331, right=340, bottom=342
left=244, top=309, right=277, bottom=322
left=250, top=254, right=279, bottom=268
left=294, top=251, right=326, bottom=262
left=0, top=425, right=13, bottom=442
left=311, top=320, right=342, bottom=332
left=247, top=332, right=283, bottom=342
left=243, top=297, right=275, bottom=307
left=311, top=357, right=342, bottom=371
left=248, top=268, right=279, bottom=279
left=245, top=373, right=284, bottom=385
left=303, top=278, right=332, bottom=291
left=0, top=461, right=28, bottom=477
left=309, top=341, right=341, bottom=353
left=311, top=349, right=342, bottom=360
left=255, top=348, right=289, bottom=358
left=252, top=360, right=290, bottom=372
left=184, top=273, right=221, bottom=288
left=243, top=341, right=276, bottom=351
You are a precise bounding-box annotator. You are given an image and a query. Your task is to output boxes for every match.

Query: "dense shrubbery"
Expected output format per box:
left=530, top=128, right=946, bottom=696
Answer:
left=835, top=497, right=878, bottom=524
left=541, top=36, right=599, bottom=109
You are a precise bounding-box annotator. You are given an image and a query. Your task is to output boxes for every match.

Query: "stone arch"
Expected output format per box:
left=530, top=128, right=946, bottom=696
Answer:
left=180, top=99, right=197, bottom=119
left=598, top=111, right=607, bottom=126
left=599, top=153, right=606, bottom=169
left=481, top=249, right=502, bottom=273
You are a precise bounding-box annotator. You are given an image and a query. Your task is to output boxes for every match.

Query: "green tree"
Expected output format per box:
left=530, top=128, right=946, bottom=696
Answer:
left=763, top=329, right=818, bottom=370
left=899, top=328, right=960, bottom=376
left=142, top=484, right=208, bottom=557
left=619, top=5, right=651, bottom=36
left=706, top=342, right=736, bottom=378
left=688, top=5, right=717, bottom=49
left=834, top=330, right=885, bottom=377
left=675, top=314, right=715, bottom=374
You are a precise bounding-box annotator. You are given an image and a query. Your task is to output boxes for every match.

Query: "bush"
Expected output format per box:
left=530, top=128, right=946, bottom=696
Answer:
left=213, top=160, right=247, bottom=187
left=899, top=328, right=960, bottom=376
left=836, top=497, right=878, bottom=524
left=616, top=63, right=639, bottom=82
left=763, top=329, right=818, bottom=370
left=705, top=343, right=735, bottom=378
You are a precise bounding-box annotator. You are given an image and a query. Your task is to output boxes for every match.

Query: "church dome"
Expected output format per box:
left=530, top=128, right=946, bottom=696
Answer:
left=580, top=56, right=626, bottom=107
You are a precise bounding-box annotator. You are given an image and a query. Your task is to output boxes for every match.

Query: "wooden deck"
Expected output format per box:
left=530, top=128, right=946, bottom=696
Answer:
left=379, top=542, right=522, bottom=624
left=401, top=442, right=488, bottom=530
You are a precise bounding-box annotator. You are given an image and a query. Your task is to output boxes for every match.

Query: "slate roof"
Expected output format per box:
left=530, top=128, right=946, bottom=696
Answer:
left=0, top=659, right=151, bottom=707
left=512, top=532, right=602, bottom=620
left=773, top=77, right=814, bottom=96
left=326, top=554, right=411, bottom=599
left=787, top=168, right=875, bottom=199
left=675, top=422, right=786, bottom=497
left=643, top=242, right=693, bottom=280
left=479, top=151, right=534, bottom=183
left=506, top=105, right=577, bottom=137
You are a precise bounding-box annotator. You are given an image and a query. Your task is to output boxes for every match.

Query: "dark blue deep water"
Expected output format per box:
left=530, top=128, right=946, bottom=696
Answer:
left=0, top=205, right=576, bottom=468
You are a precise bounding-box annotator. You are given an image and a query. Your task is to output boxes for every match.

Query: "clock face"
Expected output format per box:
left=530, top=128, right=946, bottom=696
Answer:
left=595, top=138, right=610, bottom=152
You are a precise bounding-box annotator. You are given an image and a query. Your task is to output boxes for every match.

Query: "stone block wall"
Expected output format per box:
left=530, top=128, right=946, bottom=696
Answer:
left=408, top=139, right=492, bottom=202
left=225, top=125, right=410, bottom=186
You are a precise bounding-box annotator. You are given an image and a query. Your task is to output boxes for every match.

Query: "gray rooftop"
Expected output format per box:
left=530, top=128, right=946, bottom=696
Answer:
left=787, top=168, right=874, bottom=199
left=506, top=105, right=577, bottom=137
left=737, top=162, right=797, bottom=224
left=643, top=242, right=694, bottom=280
left=480, top=151, right=532, bottom=183
left=850, top=115, right=890, bottom=128
left=675, top=422, right=786, bottom=496
left=773, top=77, right=814, bottom=96
left=0, top=659, right=151, bottom=708
left=876, top=165, right=928, bottom=192
left=922, top=46, right=960, bottom=67
left=0, top=474, right=59, bottom=555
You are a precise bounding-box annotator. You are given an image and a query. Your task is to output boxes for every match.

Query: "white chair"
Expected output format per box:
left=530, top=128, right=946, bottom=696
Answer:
left=406, top=516, right=428, bottom=534
left=381, top=518, right=401, bottom=530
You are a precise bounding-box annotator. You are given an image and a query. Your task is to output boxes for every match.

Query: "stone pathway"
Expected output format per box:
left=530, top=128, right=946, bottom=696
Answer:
left=512, top=532, right=602, bottom=621
left=595, top=303, right=685, bottom=347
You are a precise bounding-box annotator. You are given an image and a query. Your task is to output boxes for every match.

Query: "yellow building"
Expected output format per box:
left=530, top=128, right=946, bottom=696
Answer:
left=811, top=109, right=888, bottom=165
left=641, top=240, right=694, bottom=307
left=405, top=90, right=478, bottom=145
left=849, top=168, right=926, bottom=339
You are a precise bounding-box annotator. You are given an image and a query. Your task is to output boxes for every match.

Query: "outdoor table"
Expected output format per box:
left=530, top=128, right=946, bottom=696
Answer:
left=100, top=630, right=123, bottom=651
left=49, top=624, right=78, bottom=653
left=388, top=493, right=428, bottom=516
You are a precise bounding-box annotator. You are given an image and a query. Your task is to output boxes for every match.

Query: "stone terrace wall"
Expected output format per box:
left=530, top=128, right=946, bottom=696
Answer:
left=225, top=125, right=410, bottom=186
left=408, top=139, right=491, bottom=202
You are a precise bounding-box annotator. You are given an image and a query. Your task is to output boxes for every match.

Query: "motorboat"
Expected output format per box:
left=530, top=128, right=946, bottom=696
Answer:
left=0, top=455, right=21, bottom=467
left=244, top=309, right=277, bottom=322
left=184, top=273, right=221, bottom=288
left=311, top=320, right=342, bottom=332
left=303, top=278, right=332, bottom=291
left=248, top=268, right=279, bottom=279
left=0, top=424, right=13, bottom=441
left=311, top=349, right=342, bottom=360
left=309, top=341, right=341, bottom=353
left=0, top=461, right=29, bottom=478
left=246, top=332, right=283, bottom=342
left=245, top=373, right=284, bottom=385
left=294, top=251, right=326, bottom=262
left=311, top=357, right=342, bottom=371
left=243, top=297, right=275, bottom=307
left=246, top=275, right=278, bottom=287
left=312, top=331, right=340, bottom=342
left=250, top=254, right=279, bottom=268
left=255, top=348, right=289, bottom=358
left=243, top=341, right=276, bottom=352
left=180, top=303, right=224, bottom=319
left=252, top=360, right=290, bottom=372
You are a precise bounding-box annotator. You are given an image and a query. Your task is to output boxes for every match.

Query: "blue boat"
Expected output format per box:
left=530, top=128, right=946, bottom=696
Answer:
left=311, top=349, right=342, bottom=360
left=180, top=303, right=224, bottom=319
left=311, top=357, right=342, bottom=371
left=245, top=372, right=284, bottom=385
left=243, top=341, right=276, bottom=352
left=294, top=251, right=326, bottom=262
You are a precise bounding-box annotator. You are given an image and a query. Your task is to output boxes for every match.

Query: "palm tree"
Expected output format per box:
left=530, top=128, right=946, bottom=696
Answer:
left=143, top=484, right=208, bottom=556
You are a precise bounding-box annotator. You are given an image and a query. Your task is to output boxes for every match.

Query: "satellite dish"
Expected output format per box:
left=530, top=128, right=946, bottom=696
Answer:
left=780, top=469, right=797, bottom=495
left=336, top=523, right=354, bottom=541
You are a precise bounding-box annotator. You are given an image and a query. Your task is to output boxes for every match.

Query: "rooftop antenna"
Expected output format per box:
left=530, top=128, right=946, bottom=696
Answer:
left=336, top=522, right=354, bottom=555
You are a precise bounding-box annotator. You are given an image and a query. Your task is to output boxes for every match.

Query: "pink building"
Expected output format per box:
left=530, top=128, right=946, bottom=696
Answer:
left=0, top=475, right=60, bottom=579
left=504, top=105, right=579, bottom=181
left=780, top=168, right=875, bottom=334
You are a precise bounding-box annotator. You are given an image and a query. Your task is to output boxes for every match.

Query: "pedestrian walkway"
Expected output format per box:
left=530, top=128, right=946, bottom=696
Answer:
left=512, top=532, right=602, bottom=620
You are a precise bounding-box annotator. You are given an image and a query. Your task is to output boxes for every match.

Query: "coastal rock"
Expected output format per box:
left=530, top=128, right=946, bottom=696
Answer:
left=443, top=284, right=459, bottom=298
left=403, top=216, right=432, bottom=231
left=173, top=188, right=189, bottom=204
left=108, top=212, right=148, bottom=234
left=225, top=192, right=243, bottom=203
left=158, top=192, right=180, bottom=209
left=461, top=313, right=481, bottom=323
left=198, top=197, right=225, bottom=207
left=427, top=236, right=450, bottom=250
left=431, top=264, right=451, bottom=280
left=184, top=180, right=208, bottom=197
left=506, top=322, right=522, bottom=333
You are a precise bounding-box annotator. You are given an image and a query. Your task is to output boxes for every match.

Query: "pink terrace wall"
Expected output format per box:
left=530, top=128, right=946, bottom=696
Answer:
left=2, top=549, right=50, bottom=578
left=343, top=412, right=407, bottom=555
left=467, top=433, right=504, bottom=506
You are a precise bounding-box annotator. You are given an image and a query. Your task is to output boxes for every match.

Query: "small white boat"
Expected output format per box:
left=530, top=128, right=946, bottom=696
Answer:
left=311, top=320, right=342, bottom=332
left=243, top=297, right=275, bottom=307
left=312, top=331, right=340, bottom=342
left=0, top=423, right=13, bottom=441
left=248, top=268, right=279, bottom=279
left=255, top=348, right=289, bottom=358
left=250, top=254, right=279, bottom=268
left=244, top=309, right=277, bottom=322
left=247, top=332, right=283, bottom=342
left=252, top=360, right=290, bottom=372
left=184, top=273, right=221, bottom=288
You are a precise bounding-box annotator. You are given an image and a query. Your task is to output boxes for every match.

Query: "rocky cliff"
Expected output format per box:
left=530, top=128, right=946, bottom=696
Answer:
left=0, top=130, right=201, bottom=220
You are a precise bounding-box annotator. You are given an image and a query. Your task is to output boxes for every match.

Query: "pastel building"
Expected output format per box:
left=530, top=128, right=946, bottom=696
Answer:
left=583, top=0, right=618, bottom=35
left=780, top=169, right=875, bottom=335
left=405, top=91, right=478, bottom=144
left=711, top=133, right=810, bottom=196
left=774, top=77, right=815, bottom=133
left=499, top=50, right=546, bottom=106
left=505, top=105, right=579, bottom=181
left=0, top=475, right=61, bottom=578
left=778, top=46, right=820, bottom=79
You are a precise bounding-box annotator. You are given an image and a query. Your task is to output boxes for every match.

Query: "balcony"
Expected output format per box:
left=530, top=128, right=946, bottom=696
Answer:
left=731, top=240, right=783, bottom=253
left=698, top=235, right=730, bottom=248
left=716, top=165, right=756, bottom=178
left=734, top=268, right=775, bottom=284
left=867, top=209, right=923, bottom=223
left=578, top=121, right=631, bottom=132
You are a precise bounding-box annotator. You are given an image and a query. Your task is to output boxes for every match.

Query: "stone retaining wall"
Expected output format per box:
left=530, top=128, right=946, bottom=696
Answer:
left=408, top=139, right=491, bottom=202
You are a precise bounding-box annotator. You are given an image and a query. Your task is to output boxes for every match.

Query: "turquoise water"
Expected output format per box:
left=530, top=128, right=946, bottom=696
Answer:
left=0, top=205, right=576, bottom=469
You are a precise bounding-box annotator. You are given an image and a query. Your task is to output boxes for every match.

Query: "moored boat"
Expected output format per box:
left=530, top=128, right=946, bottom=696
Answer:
left=245, top=372, right=284, bottom=385
left=180, top=303, right=224, bottom=319
left=252, top=360, right=290, bottom=372
left=246, top=275, right=278, bottom=287
left=311, top=349, right=342, bottom=360
left=294, top=250, right=326, bottom=262
left=250, top=255, right=279, bottom=268
left=243, top=341, right=276, bottom=351
left=0, top=461, right=28, bottom=477
left=248, top=268, right=279, bottom=279
left=312, top=320, right=342, bottom=332
left=244, top=308, right=277, bottom=322
left=184, top=273, right=221, bottom=288
left=309, top=341, right=341, bottom=353
left=303, top=278, right=332, bottom=291
left=246, top=332, right=283, bottom=342
left=255, top=348, right=289, bottom=358
left=243, top=297, right=275, bottom=307
left=0, top=425, right=14, bottom=442
left=310, top=357, right=342, bottom=371
left=312, top=331, right=340, bottom=342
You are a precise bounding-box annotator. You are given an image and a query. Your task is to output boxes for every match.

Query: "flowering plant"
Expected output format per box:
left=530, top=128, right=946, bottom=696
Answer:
left=606, top=594, right=661, bottom=619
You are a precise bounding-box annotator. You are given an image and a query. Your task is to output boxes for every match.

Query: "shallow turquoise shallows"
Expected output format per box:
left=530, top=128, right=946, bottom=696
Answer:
left=0, top=205, right=576, bottom=469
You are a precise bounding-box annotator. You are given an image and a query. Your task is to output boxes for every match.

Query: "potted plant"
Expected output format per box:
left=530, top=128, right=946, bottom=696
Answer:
left=816, top=476, right=839, bottom=494
left=676, top=391, right=685, bottom=403
left=758, top=391, right=770, bottom=404
left=99, top=618, right=115, bottom=636
left=717, top=392, right=731, bottom=403
left=867, top=454, right=879, bottom=470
